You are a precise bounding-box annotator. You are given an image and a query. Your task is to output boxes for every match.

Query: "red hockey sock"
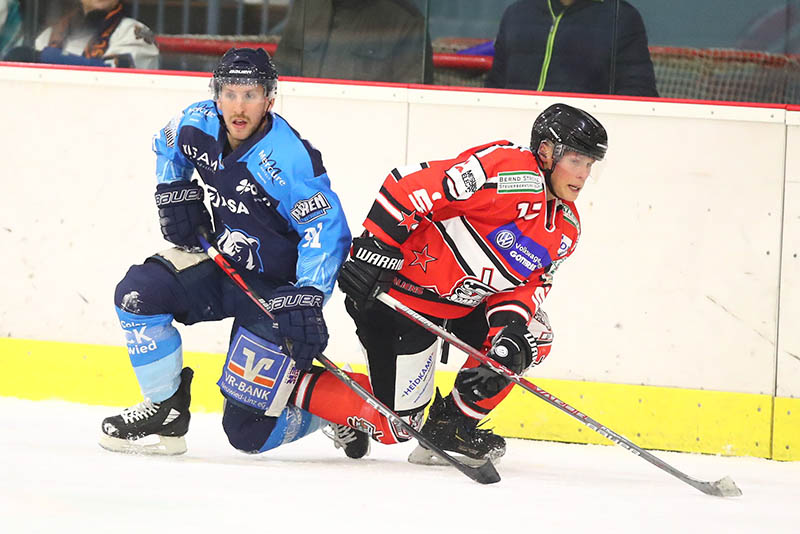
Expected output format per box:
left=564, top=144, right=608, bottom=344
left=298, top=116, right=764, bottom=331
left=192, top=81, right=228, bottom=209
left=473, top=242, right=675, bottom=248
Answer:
left=292, top=368, right=405, bottom=445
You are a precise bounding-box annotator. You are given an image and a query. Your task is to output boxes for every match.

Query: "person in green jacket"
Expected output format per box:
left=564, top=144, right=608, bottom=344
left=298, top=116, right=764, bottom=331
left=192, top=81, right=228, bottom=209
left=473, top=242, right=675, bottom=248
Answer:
left=487, top=0, right=658, bottom=96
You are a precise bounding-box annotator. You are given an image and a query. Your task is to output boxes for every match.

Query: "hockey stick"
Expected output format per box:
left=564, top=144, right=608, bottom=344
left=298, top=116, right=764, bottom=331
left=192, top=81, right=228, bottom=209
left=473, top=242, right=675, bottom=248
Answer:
left=314, top=352, right=500, bottom=485
left=195, top=234, right=500, bottom=485
left=376, top=292, right=743, bottom=497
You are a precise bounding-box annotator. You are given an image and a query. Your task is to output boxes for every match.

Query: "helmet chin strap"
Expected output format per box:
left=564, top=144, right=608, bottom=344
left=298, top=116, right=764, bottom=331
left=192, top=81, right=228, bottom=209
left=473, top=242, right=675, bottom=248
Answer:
left=534, top=150, right=562, bottom=201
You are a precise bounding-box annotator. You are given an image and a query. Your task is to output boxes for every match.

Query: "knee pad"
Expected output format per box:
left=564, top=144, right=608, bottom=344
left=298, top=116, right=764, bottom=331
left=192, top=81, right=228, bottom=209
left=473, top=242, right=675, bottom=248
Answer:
left=115, top=261, right=182, bottom=316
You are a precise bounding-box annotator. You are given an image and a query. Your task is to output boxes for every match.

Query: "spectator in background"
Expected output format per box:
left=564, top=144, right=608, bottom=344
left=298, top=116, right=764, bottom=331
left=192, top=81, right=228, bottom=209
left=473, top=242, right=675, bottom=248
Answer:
left=486, top=0, right=658, bottom=97
left=0, top=0, right=22, bottom=58
left=5, top=0, right=158, bottom=69
left=737, top=1, right=800, bottom=54
left=274, top=0, right=433, bottom=84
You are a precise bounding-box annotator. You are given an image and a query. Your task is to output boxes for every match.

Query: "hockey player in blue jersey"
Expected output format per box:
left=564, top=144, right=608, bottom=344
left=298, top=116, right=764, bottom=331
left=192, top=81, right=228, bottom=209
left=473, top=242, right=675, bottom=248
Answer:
left=99, top=48, right=361, bottom=456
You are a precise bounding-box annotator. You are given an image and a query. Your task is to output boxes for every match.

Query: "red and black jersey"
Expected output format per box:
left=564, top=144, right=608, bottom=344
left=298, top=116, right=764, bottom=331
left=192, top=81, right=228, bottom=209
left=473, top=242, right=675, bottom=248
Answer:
left=362, top=140, right=581, bottom=327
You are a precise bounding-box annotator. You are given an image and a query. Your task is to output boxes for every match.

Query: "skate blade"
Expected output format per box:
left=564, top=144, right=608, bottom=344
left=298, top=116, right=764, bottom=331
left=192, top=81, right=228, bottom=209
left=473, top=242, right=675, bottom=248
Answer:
left=99, top=433, right=187, bottom=456
left=407, top=444, right=501, bottom=467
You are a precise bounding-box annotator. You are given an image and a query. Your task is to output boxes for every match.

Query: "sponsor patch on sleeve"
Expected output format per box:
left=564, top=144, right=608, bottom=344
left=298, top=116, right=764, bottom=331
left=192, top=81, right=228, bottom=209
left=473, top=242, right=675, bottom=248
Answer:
left=444, top=155, right=487, bottom=200
left=290, top=192, right=331, bottom=223
left=557, top=234, right=573, bottom=257
left=496, top=171, right=544, bottom=194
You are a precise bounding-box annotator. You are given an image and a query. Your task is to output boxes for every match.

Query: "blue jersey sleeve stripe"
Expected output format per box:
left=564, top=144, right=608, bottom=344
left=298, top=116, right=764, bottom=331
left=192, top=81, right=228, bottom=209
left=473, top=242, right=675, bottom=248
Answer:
left=153, top=100, right=220, bottom=184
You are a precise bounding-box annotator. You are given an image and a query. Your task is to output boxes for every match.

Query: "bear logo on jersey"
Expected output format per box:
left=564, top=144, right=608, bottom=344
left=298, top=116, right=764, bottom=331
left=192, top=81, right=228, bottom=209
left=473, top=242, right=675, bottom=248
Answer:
left=217, top=226, right=264, bottom=272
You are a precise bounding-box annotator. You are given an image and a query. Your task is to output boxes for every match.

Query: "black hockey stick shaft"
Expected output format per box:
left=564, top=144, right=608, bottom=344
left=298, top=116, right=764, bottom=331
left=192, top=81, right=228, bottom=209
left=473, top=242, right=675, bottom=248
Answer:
left=198, top=234, right=276, bottom=320
left=314, top=353, right=500, bottom=484
left=195, top=234, right=500, bottom=485
left=377, top=292, right=742, bottom=497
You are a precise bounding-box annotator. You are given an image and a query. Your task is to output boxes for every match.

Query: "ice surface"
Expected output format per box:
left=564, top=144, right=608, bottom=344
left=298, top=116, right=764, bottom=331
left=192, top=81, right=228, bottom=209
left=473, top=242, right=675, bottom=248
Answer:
left=1, top=397, right=798, bottom=534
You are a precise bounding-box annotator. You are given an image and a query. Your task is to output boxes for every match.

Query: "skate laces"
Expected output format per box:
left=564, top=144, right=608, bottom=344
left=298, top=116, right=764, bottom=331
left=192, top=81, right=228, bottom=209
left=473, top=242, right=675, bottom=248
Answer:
left=120, top=399, right=160, bottom=424
left=322, top=423, right=359, bottom=449
left=475, top=418, right=495, bottom=432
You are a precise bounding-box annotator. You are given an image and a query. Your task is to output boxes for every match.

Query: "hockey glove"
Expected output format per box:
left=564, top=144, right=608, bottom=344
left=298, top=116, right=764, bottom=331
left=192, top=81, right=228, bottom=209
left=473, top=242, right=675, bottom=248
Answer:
left=338, top=236, right=404, bottom=309
left=269, top=285, right=328, bottom=370
left=456, top=320, right=538, bottom=401
left=488, top=320, right=538, bottom=373
left=458, top=312, right=554, bottom=401
left=155, top=181, right=212, bottom=250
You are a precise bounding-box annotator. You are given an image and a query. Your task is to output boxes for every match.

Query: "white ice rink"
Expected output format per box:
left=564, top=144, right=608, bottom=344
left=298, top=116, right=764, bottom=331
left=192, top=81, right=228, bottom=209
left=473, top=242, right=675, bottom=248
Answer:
left=1, top=397, right=798, bottom=534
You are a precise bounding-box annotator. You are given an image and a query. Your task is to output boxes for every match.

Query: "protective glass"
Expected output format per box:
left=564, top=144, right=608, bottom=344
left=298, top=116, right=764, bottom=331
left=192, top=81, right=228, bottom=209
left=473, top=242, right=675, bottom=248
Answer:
left=553, top=144, right=607, bottom=182
left=210, top=77, right=276, bottom=100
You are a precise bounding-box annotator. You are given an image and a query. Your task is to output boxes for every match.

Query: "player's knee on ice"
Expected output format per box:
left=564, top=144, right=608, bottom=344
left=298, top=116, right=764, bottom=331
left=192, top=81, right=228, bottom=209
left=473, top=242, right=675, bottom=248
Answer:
left=222, top=400, right=324, bottom=453
left=222, top=400, right=280, bottom=452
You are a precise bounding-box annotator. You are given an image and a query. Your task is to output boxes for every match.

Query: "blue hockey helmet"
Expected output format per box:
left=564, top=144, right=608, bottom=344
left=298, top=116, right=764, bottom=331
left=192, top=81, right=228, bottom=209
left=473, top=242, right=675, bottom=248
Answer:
left=211, top=47, right=278, bottom=99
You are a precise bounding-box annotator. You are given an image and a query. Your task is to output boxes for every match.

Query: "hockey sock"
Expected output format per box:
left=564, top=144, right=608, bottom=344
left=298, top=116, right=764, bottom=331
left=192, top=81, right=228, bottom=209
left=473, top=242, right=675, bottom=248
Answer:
left=258, top=405, right=325, bottom=452
left=116, top=307, right=183, bottom=402
left=293, top=369, right=408, bottom=444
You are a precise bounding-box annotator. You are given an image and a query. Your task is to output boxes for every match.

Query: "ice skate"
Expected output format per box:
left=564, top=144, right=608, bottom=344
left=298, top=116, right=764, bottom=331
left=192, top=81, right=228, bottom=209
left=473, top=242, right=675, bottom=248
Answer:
left=99, top=367, right=194, bottom=455
left=408, top=389, right=505, bottom=467
left=323, top=422, right=371, bottom=459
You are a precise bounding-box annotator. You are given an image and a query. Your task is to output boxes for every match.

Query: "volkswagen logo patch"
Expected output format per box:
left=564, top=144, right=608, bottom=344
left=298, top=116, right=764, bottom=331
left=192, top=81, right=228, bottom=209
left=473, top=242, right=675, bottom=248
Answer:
left=495, top=230, right=516, bottom=249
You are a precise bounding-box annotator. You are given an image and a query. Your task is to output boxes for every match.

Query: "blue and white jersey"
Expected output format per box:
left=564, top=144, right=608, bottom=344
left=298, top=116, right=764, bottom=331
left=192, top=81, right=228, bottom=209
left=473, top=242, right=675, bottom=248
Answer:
left=152, top=100, right=351, bottom=300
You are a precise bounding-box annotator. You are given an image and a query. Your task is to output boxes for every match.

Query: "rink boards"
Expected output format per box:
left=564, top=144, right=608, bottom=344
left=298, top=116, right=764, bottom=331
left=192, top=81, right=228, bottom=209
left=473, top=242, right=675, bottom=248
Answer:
left=0, top=64, right=797, bottom=460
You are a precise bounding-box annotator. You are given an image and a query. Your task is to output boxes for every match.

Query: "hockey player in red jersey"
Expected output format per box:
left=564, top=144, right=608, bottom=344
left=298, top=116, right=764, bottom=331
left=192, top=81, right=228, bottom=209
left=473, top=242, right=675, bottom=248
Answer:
left=338, top=103, right=608, bottom=465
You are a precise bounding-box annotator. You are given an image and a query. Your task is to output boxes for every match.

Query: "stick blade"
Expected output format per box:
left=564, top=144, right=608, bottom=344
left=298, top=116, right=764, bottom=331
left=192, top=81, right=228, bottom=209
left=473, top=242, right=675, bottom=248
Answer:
left=693, top=475, right=742, bottom=497
left=711, top=476, right=743, bottom=497
left=472, top=459, right=502, bottom=485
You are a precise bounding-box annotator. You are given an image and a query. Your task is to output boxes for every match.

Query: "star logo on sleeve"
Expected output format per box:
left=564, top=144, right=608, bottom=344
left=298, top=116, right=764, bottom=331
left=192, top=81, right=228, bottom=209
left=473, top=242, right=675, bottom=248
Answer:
left=398, top=211, right=419, bottom=232
left=409, top=245, right=436, bottom=272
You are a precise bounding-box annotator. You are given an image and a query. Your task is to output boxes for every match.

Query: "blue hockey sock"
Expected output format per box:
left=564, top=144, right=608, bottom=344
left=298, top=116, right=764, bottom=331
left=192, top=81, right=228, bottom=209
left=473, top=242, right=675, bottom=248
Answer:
left=116, top=307, right=183, bottom=403
left=259, top=405, right=325, bottom=452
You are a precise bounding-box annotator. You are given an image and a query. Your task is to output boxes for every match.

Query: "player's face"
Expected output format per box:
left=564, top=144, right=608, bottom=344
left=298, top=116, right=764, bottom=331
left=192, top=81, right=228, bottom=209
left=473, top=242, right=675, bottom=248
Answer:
left=217, top=84, right=274, bottom=149
left=549, top=151, right=596, bottom=202
left=81, top=0, right=120, bottom=13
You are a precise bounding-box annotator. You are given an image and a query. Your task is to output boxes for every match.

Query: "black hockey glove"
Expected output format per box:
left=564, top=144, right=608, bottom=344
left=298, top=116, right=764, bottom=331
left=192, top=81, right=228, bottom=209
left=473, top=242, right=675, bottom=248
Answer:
left=457, top=315, right=552, bottom=402
left=455, top=321, right=537, bottom=402
left=338, top=236, right=404, bottom=309
left=155, top=181, right=212, bottom=249
left=487, top=320, right=538, bottom=374
left=268, top=285, right=328, bottom=370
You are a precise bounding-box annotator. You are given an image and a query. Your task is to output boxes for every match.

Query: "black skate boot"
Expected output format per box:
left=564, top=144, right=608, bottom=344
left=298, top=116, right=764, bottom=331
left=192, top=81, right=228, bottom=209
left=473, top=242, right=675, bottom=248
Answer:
left=407, top=389, right=506, bottom=467
left=323, top=422, right=371, bottom=459
left=99, top=367, right=194, bottom=455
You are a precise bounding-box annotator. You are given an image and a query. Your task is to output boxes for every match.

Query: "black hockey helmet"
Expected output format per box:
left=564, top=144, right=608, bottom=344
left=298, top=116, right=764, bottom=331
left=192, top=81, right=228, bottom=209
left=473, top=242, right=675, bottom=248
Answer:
left=530, top=103, right=608, bottom=164
left=211, top=47, right=278, bottom=99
